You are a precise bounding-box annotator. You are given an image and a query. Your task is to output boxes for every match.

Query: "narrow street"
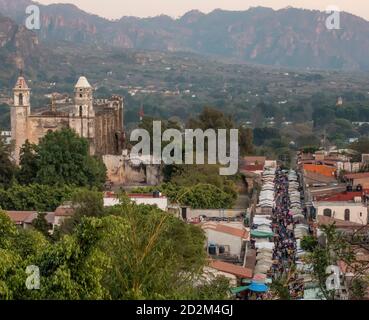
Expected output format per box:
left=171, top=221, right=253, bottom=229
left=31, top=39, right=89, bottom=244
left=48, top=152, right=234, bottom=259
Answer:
left=270, top=168, right=304, bottom=299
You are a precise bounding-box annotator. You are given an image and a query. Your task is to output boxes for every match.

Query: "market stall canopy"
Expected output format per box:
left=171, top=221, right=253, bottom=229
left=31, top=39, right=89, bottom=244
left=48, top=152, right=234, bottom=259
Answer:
left=255, top=242, right=275, bottom=250
left=251, top=230, right=274, bottom=238
left=247, top=282, right=269, bottom=293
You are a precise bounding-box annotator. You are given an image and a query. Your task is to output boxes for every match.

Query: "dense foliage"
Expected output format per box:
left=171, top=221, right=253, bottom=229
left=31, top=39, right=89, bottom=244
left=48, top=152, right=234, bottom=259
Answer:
left=0, top=195, right=231, bottom=300
left=0, top=184, right=75, bottom=211
left=0, top=135, right=16, bottom=187
left=303, top=224, right=368, bottom=300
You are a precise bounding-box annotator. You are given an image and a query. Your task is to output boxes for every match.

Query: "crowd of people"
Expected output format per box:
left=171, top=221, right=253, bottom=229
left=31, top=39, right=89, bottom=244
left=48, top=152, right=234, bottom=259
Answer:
left=270, top=168, right=304, bottom=299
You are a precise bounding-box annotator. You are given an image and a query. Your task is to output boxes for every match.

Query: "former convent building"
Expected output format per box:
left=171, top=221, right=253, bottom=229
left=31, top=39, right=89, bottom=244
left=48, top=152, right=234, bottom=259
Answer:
left=11, top=75, right=124, bottom=163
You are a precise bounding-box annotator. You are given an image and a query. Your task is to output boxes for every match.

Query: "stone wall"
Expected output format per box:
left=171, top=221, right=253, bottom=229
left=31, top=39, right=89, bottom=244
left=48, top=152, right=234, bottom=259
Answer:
left=28, top=115, right=69, bottom=145
left=95, top=110, right=121, bottom=155
left=102, top=154, right=162, bottom=185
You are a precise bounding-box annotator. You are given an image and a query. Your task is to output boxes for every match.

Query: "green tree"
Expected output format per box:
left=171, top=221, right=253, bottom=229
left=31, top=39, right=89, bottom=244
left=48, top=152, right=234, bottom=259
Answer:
left=239, top=126, right=254, bottom=156
left=17, top=140, right=39, bottom=185
left=59, top=189, right=105, bottom=235
left=32, top=212, right=52, bottom=238
left=187, top=107, right=234, bottom=131
left=102, top=200, right=227, bottom=299
left=34, top=129, right=107, bottom=188
left=301, top=235, right=318, bottom=252
left=0, top=184, right=75, bottom=211
left=305, top=224, right=356, bottom=300
left=0, top=135, right=16, bottom=187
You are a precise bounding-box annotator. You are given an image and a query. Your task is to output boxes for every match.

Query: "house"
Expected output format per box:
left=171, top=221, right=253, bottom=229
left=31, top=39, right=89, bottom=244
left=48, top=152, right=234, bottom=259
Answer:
left=240, top=156, right=267, bottom=175
left=5, top=204, right=75, bottom=232
left=316, top=190, right=369, bottom=202
left=103, top=192, right=168, bottom=211
left=205, top=260, right=254, bottom=286
left=202, top=222, right=250, bottom=260
left=5, top=211, right=54, bottom=229
left=315, top=201, right=368, bottom=225
left=344, top=172, right=369, bottom=189
left=317, top=216, right=369, bottom=232
left=53, top=204, right=75, bottom=227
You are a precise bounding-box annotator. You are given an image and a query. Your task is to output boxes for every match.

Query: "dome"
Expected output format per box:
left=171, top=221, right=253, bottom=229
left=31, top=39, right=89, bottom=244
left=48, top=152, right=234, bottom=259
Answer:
left=75, top=76, right=91, bottom=88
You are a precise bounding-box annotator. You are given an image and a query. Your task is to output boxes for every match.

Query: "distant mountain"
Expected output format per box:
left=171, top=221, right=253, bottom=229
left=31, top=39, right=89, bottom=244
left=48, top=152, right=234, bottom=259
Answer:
left=2, top=1, right=369, bottom=70
left=0, top=12, right=66, bottom=87
left=0, top=13, right=39, bottom=72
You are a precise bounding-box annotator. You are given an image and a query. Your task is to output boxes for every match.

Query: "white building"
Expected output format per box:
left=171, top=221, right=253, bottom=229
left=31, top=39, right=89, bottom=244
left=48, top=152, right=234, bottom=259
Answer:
left=104, top=193, right=168, bottom=211
left=202, top=222, right=250, bottom=259
left=315, top=201, right=368, bottom=225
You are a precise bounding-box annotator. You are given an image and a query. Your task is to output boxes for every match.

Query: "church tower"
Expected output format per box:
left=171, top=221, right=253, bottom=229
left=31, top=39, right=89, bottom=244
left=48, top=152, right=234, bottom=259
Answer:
left=70, top=76, right=96, bottom=154
left=11, top=75, right=31, bottom=164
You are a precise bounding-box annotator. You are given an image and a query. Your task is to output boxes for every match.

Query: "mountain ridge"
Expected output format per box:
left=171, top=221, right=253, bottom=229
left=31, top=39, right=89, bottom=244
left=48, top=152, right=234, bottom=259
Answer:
left=2, top=1, right=369, bottom=70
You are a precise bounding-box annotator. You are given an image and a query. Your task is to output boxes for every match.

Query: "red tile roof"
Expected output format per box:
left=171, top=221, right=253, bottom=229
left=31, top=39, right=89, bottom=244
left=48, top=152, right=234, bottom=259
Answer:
left=6, top=211, right=36, bottom=224
left=317, top=191, right=364, bottom=202
left=317, top=216, right=364, bottom=228
left=6, top=211, right=54, bottom=224
left=243, top=156, right=266, bottom=165
left=54, top=206, right=75, bottom=217
left=209, top=260, right=253, bottom=279
left=202, top=223, right=250, bottom=240
left=345, top=172, right=369, bottom=180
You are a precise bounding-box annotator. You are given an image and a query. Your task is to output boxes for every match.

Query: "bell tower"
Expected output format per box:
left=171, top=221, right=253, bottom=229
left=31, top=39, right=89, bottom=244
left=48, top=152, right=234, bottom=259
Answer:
left=73, top=76, right=94, bottom=118
left=11, top=74, right=31, bottom=164
left=70, top=76, right=96, bottom=154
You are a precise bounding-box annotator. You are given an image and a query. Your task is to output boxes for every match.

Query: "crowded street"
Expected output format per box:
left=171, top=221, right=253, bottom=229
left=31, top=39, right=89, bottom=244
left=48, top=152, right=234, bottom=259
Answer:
left=271, top=168, right=304, bottom=299
left=246, top=166, right=308, bottom=300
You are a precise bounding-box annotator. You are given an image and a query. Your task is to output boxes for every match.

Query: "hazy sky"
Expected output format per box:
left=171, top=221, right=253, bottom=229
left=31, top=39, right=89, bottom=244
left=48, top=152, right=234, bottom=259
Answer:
left=36, top=0, right=369, bottom=20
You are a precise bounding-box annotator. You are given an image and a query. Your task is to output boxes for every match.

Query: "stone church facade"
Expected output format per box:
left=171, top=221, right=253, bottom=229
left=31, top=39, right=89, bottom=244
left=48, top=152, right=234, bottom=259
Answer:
left=11, top=75, right=124, bottom=163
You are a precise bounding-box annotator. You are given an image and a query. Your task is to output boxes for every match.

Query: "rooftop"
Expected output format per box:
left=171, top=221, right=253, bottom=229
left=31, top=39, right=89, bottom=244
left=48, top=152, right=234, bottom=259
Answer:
left=316, top=191, right=366, bottom=202
left=14, top=76, right=29, bottom=90
left=202, top=222, right=250, bottom=240
left=243, top=156, right=266, bottom=165
left=345, top=172, right=369, bottom=180
left=6, top=211, right=54, bottom=224
left=75, top=76, right=91, bottom=88
left=209, top=260, right=253, bottom=279
left=317, top=215, right=365, bottom=228
left=315, top=201, right=366, bottom=206
left=54, top=205, right=75, bottom=217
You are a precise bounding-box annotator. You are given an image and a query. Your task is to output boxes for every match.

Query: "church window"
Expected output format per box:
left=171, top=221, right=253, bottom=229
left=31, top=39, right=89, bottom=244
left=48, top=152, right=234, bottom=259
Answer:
left=19, top=94, right=23, bottom=106
left=79, top=106, right=83, bottom=117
